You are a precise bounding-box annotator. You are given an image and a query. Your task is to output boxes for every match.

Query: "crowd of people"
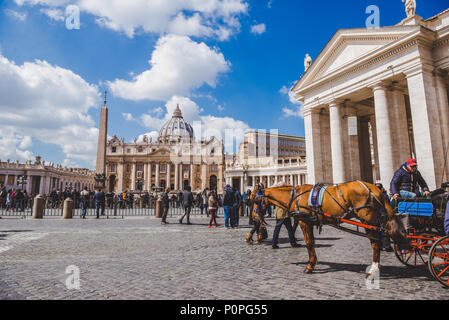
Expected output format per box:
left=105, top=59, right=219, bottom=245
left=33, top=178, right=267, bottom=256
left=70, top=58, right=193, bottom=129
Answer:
left=0, top=186, right=31, bottom=212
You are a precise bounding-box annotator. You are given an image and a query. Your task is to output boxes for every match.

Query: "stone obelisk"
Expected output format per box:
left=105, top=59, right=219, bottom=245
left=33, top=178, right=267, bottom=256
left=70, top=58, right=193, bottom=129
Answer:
left=95, top=91, right=108, bottom=189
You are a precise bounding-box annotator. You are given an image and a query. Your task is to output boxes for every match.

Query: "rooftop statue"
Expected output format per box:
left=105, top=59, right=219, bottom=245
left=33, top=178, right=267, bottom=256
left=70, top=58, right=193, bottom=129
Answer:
left=304, top=54, right=312, bottom=72
left=402, top=0, right=416, bottom=18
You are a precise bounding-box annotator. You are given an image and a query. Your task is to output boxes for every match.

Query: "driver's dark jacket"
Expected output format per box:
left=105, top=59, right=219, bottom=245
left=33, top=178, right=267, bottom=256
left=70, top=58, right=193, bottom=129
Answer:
left=390, top=163, right=429, bottom=196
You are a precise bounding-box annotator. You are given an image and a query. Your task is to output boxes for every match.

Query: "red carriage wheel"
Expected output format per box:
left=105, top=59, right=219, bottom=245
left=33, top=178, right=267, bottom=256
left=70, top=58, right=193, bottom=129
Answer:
left=428, top=236, right=449, bottom=287
left=394, top=234, right=435, bottom=268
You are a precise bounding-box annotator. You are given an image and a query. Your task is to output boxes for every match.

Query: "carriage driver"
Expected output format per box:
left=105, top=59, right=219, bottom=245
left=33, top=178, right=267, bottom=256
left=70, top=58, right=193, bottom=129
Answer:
left=390, top=158, right=430, bottom=206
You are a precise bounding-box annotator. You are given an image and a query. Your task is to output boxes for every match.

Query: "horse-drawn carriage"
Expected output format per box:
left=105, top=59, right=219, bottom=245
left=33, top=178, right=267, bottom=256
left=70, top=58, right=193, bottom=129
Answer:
left=393, top=185, right=449, bottom=287
left=249, top=180, right=449, bottom=285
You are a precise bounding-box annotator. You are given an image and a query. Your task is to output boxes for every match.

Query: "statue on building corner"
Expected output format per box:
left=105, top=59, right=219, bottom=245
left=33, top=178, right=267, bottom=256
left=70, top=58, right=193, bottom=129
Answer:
left=304, top=54, right=312, bottom=72
left=402, top=0, right=416, bottom=18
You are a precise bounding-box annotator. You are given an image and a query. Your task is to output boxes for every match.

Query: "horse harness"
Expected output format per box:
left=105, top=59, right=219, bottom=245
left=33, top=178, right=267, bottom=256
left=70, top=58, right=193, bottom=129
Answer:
left=264, top=181, right=386, bottom=239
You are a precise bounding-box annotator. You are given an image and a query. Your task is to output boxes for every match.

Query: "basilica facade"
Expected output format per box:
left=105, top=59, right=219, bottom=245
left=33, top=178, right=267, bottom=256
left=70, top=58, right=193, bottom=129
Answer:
left=104, top=106, right=225, bottom=193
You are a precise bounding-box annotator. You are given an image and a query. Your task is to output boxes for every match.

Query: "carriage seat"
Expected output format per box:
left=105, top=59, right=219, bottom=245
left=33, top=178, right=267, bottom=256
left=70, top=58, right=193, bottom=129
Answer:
left=398, top=199, right=434, bottom=217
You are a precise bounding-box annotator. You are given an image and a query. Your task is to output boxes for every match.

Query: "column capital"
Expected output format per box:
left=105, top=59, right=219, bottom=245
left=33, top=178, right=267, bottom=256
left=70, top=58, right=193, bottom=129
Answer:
left=328, top=100, right=345, bottom=108
left=432, top=68, right=448, bottom=79
left=370, top=81, right=390, bottom=92
left=403, top=63, right=434, bottom=79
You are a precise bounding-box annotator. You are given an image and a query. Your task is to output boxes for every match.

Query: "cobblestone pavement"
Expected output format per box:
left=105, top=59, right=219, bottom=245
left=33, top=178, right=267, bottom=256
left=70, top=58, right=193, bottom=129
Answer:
left=0, top=215, right=448, bottom=300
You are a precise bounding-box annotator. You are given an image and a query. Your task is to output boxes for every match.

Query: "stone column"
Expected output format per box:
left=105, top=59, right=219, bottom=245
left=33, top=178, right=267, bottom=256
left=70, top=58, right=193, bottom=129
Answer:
left=167, top=163, right=171, bottom=190
left=131, top=162, right=136, bottom=191
left=143, top=163, right=148, bottom=191
left=435, top=71, right=449, bottom=181
left=369, top=118, right=381, bottom=183
left=155, top=163, right=160, bottom=187
left=117, top=162, right=124, bottom=192
left=147, top=163, right=152, bottom=190
left=201, top=164, right=207, bottom=190
left=373, top=84, right=395, bottom=189
left=304, top=108, right=323, bottom=185
left=406, top=67, right=445, bottom=190
left=39, top=176, right=45, bottom=195
left=358, top=117, right=373, bottom=183
left=389, top=87, right=411, bottom=167
left=190, top=164, right=194, bottom=190
left=329, top=102, right=346, bottom=184
left=345, top=107, right=361, bottom=181
left=174, top=163, right=179, bottom=190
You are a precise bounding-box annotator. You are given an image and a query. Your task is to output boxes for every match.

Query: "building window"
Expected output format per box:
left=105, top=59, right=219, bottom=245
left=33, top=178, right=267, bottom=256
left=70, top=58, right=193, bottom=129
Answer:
left=184, top=165, right=189, bottom=172
left=7, top=175, right=15, bottom=186
left=211, top=164, right=217, bottom=172
left=137, top=164, right=143, bottom=172
left=127, top=148, right=131, bottom=153
left=110, top=164, right=116, bottom=172
left=137, top=147, right=143, bottom=153
left=161, top=164, right=166, bottom=172
left=111, top=147, right=117, bottom=153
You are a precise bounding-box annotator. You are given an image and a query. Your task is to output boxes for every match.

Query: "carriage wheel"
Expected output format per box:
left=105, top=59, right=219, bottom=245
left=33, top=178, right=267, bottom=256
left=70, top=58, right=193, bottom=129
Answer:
left=394, top=235, right=434, bottom=268
left=428, top=236, right=449, bottom=287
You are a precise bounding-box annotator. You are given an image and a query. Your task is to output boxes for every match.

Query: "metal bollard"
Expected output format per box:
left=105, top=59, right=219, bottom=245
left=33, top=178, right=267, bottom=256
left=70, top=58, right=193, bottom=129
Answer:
left=63, top=198, right=74, bottom=219
left=33, top=195, right=45, bottom=219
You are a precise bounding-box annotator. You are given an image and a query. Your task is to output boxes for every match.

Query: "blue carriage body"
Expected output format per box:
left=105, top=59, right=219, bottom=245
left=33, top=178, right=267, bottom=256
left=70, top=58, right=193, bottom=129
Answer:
left=398, top=201, right=434, bottom=217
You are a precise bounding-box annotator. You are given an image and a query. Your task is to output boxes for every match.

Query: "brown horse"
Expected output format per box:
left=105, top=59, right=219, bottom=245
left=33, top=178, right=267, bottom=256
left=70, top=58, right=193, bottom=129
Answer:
left=251, top=181, right=409, bottom=278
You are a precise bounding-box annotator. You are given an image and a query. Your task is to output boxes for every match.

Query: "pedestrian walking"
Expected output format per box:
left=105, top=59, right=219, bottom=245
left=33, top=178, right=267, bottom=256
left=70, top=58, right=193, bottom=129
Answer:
left=233, top=186, right=242, bottom=227
left=161, top=188, right=170, bottom=225
left=271, top=206, right=299, bottom=249
left=208, top=190, right=219, bottom=228
left=179, top=186, right=194, bottom=225
left=5, top=189, right=12, bottom=211
left=93, top=188, right=106, bottom=219
left=223, top=185, right=235, bottom=229
left=80, top=187, right=89, bottom=219
left=202, top=188, right=209, bottom=217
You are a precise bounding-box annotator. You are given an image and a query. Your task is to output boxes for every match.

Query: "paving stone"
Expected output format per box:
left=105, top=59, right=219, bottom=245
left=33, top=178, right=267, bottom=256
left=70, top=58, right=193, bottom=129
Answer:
left=0, top=217, right=447, bottom=299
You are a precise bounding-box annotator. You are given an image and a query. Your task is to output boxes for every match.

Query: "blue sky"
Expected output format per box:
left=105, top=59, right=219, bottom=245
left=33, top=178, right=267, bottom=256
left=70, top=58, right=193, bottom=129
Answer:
left=0, top=0, right=447, bottom=169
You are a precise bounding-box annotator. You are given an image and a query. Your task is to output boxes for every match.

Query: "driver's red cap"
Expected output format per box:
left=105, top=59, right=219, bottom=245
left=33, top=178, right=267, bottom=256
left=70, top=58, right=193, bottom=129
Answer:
left=407, top=159, right=417, bottom=166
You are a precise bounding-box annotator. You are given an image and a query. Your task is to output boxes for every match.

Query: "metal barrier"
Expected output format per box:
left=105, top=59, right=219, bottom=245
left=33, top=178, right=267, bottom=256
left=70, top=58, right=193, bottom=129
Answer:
left=0, top=196, right=224, bottom=218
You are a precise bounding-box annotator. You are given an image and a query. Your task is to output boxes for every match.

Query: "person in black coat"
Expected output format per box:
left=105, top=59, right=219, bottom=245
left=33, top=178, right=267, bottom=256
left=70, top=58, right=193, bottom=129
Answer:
left=390, top=158, right=430, bottom=208
left=161, top=188, right=170, bottom=225
left=179, top=186, right=194, bottom=225
left=223, top=185, right=235, bottom=228
left=93, top=188, right=106, bottom=219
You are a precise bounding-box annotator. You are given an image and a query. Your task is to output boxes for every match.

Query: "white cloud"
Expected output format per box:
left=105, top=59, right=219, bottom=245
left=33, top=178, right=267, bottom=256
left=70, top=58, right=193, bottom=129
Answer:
left=5, top=9, right=27, bottom=21
left=108, top=34, right=230, bottom=102
left=282, top=106, right=304, bottom=118
left=280, top=83, right=304, bottom=118
left=40, top=8, right=64, bottom=21
left=125, top=96, right=250, bottom=151
left=0, top=130, right=34, bottom=162
left=15, top=0, right=249, bottom=40
left=280, top=84, right=301, bottom=105
left=0, top=54, right=101, bottom=167
left=250, top=23, right=266, bottom=35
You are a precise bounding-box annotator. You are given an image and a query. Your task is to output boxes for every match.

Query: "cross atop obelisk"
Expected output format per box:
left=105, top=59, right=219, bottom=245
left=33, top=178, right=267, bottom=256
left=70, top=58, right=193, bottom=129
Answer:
left=95, top=90, right=108, bottom=187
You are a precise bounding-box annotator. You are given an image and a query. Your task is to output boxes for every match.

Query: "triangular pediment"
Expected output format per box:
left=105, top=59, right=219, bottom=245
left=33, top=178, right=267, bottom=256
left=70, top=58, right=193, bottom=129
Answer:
left=294, top=26, right=419, bottom=91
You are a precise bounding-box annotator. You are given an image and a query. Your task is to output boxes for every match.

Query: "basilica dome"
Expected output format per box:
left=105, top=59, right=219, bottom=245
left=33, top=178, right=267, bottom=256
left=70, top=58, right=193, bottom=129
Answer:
left=158, top=105, right=194, bottom=143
